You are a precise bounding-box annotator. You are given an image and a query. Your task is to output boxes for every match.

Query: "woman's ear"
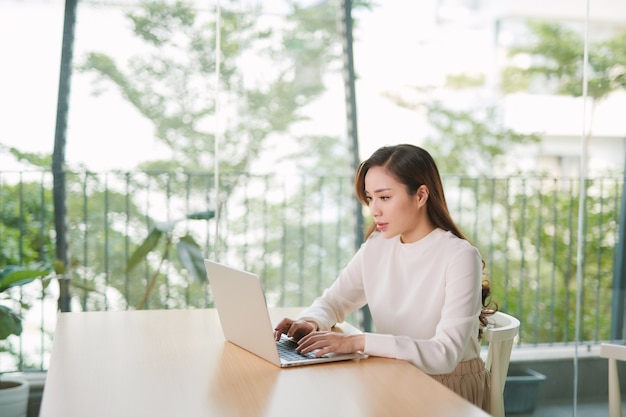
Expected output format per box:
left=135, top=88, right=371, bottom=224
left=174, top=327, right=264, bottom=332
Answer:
left=416, top=185, right=429, bottom=206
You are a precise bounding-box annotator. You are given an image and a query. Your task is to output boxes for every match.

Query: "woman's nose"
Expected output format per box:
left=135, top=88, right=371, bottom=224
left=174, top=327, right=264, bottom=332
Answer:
left=369, top=201, right=380, bottom=216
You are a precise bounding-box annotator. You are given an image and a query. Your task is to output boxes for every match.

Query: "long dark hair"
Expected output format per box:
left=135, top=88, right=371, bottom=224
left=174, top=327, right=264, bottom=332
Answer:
left=354, top=144, right=496, bottom=337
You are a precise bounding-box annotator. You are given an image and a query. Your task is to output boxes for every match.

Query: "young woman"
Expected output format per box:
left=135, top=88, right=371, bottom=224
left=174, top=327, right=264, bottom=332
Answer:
left=274, top=144, right=494, bottom=412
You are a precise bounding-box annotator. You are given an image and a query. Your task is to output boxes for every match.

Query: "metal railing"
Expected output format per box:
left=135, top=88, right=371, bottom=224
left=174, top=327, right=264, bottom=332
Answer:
left=0, top=170, right=623, bottom=373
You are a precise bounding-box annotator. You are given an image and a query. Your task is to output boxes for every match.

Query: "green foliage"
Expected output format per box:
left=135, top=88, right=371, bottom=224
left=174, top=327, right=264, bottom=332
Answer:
left=0, top=144, right=51, bottom=169
left=445, top=73, right=485, bottom=89
left=502, top=21, right=626, bottom=100
left=0, top=166, right=620, bottom=344
left=125, top=210, right=214, bottom=309
left=78, top=0, right=346, bottom=175
left=382, top=84, right=540, bottom=176
left=452, top=176, right=621, bottom=344
left=277, top=135, right=353, bottom=177
left=0, top=181, right=54, bottom=266
left=7, top=3, right=621, bottom=349
left=74, top=0, right=361, bottom=309
left=54, top=169, right=217, bottom=311
left=0, top=265, right=50, bottom=340
left=424, top=103, right=541, bottom=175
left=223, top=172, right=355, bottom=308
left=494, top=21, right=625, bottom=341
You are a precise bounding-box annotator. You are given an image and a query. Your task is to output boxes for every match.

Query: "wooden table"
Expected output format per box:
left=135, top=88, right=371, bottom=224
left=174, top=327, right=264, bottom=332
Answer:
left=40, top=308, right=490, bottom=417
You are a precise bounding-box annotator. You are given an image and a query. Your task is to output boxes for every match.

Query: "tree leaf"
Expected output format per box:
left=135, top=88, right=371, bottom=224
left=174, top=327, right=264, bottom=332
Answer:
left=0, top=305, right=22, bottom=340
left=176, top=235, right=206, bottom=282
left=126, top=227, right=163, bottom=273
left=70, top=280, right=99, bottom=293
left=0, top=266, right=48, bottom=293
left=186, top=210, right=215, bottom=220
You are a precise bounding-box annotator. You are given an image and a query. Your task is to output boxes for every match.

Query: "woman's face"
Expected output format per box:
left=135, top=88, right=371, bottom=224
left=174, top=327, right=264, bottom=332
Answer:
left=364, top=166, right=427, bottom=243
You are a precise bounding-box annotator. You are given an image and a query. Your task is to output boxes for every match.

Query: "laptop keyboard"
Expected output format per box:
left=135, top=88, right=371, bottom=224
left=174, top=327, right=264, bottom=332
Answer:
left=276, top=337, right=328, bottom=361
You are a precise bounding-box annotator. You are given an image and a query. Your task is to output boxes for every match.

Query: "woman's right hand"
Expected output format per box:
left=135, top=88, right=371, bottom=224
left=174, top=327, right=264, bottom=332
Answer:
left=274, top=318, right=317, bottom=341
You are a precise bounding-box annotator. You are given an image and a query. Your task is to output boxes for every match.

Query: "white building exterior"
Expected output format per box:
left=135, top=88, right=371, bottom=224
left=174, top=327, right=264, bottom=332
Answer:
left=437, top=0, right=626, bottom=177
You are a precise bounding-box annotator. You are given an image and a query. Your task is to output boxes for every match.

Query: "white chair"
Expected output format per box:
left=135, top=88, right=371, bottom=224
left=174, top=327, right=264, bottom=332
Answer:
left=600, top=343, right=626, bottom=417
left=483, top=311, right=521, bottom=417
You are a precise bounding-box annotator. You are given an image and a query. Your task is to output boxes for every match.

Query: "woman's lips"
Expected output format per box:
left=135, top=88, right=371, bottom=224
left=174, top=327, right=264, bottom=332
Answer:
left=376, top=222, right=388, bottom=231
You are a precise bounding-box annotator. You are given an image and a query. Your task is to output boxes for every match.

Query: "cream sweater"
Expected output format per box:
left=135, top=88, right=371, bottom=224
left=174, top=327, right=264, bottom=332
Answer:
left=298, top=228, right=483, bottom=374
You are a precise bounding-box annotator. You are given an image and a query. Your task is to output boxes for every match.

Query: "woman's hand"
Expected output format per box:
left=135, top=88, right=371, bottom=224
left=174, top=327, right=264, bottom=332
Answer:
left=274, top=318, right=317, bottom=341
left=296, top=331, right=365, bottom=357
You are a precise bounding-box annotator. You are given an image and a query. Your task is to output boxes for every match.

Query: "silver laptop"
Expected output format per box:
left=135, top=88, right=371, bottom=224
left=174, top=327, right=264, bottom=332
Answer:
left=204, top=259, right=366, bottom=367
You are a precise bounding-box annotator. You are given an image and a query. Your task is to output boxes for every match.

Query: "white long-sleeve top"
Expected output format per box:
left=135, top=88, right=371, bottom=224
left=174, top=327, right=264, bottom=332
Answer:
left=297, top=227, right=483, bottom=375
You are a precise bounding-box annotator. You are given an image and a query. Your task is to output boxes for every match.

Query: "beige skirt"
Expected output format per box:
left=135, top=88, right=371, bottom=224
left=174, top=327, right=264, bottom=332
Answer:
left=430, top=357, right=491, bottom=413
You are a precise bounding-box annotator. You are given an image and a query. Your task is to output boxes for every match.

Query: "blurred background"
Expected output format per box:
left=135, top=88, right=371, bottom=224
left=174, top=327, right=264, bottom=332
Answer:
left=0, top=2, right=625, bottom=413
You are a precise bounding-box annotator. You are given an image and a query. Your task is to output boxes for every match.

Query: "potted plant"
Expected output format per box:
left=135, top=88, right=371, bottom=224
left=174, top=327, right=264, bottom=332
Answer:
left=0, top=265, right=50, bottom=417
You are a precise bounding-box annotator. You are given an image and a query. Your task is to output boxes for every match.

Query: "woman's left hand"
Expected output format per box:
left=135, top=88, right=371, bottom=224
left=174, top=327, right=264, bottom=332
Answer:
left=296, top=331, right=365, bottom=357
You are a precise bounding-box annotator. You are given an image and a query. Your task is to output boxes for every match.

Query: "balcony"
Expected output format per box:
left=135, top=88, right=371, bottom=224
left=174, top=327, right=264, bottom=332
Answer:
left=2, top=0, right=625, bottom=415
left=0, top=169, right=624, bottom=416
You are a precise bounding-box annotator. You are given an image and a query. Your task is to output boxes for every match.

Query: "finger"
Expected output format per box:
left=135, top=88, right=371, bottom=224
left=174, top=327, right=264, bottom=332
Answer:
left=300, top=341, right=330, bottom=356
left=273, top=319, right=292, bottom=338
left=288, top=323, right=304, bottom=339
left=299, top=330, right=325, bottom=345
left=273, top=320, right=292, bottom=341
left=274, top=318, right=292, bottom=331
left=297, top=335, right=325, bottom=354
left=312, top=346, right=330, bottom=357
left=287, top=321, right=306, bottom=339
left=273, top=327, right=283, bottom=341
left=297, top=332, right=314, bottom=346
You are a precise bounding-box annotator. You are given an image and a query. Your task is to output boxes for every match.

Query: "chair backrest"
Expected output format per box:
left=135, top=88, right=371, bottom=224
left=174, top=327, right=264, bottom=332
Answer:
left=483, top=311, right=521, bottom=417
left=600, top=343, right=626, bottom=417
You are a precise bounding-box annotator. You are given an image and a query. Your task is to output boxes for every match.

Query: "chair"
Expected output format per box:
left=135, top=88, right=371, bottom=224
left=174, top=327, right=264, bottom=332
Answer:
left=483, top=311, right=521, bottom=417
left=600, top=343, right=626, bottom=417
